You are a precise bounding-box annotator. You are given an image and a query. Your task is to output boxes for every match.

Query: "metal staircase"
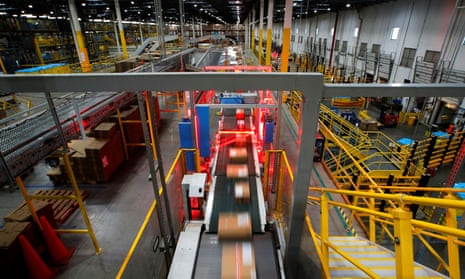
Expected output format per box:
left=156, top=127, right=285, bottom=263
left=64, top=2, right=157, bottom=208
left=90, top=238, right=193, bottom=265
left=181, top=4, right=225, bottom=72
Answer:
left=326, top=236, right=448, bottom=278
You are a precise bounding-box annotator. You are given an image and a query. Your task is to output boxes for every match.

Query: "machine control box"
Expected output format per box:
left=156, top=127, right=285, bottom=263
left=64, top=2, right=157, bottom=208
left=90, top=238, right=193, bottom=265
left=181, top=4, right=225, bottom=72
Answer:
left=182, top=173, right=207, bottom=198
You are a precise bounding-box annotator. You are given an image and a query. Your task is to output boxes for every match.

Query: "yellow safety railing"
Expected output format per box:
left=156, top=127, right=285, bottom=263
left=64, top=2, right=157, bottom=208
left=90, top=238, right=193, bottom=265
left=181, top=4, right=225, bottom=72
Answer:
left=263, top=147, right=465, bottom=278
left=308, top=187, right=465, bottom=278
left=155, top=91, right=185, bottom=120
left=264, top=149, right=295, bottom=241
left=116, top=148, right=200, bottom=278
left=16, top=151, right=101, bottom=255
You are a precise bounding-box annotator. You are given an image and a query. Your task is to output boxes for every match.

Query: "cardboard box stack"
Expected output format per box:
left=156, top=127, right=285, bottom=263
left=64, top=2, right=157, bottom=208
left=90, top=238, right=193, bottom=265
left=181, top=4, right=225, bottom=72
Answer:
left=4, top=200, right=56, bottom=228
left=47, top=122, right=124, bottom=184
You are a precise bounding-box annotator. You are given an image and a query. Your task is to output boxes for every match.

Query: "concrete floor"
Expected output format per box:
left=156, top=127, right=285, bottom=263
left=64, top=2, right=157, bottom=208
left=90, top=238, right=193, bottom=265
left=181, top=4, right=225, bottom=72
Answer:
left=1, top=97, right=464, bottom=278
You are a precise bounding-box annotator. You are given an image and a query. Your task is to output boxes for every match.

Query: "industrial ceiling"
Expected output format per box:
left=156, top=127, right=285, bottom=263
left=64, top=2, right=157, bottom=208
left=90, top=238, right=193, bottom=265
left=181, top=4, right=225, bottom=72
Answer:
left=1, top=1, right=391, bottom=25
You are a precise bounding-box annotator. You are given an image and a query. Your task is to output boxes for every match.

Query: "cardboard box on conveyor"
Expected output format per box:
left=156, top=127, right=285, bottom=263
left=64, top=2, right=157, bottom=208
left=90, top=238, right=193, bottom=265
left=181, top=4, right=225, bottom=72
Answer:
left=221, top=241, right=256, bottom=279
left=218, top=212, right=252, bottom=241
left=226, top=164, right=249, bottom=178
left=229, top=147, right=248, bottom=163
left=234, top=181, right=250, bottom=202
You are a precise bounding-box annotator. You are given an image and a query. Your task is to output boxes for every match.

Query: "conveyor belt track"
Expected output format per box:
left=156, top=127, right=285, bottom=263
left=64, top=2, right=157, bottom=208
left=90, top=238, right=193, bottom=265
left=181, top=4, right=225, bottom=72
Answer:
left=209, top=133, right=261, bottom=233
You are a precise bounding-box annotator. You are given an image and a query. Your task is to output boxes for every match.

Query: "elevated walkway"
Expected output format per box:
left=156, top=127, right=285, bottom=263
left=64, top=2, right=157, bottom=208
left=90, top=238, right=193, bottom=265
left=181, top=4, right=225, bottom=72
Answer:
left=319, top=103, right=421, bottom=183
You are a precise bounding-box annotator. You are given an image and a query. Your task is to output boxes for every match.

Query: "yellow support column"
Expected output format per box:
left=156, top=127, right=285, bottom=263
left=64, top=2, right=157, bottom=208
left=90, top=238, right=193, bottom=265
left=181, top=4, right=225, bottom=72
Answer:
left=392, top=207, right=414, bottom=278
left=280, top=0, right=293, bottom=72
left=62, top=153, right=102, bottom=254
left=115, top=0, right=129, bottom=59
left=68, top=0, right=91, bottom=72
left=33, top=38, right=45, bottom=65
left=251, top=27, right=255, bottom=55
left=445, top=194, right=460, bottom=279
left=16, top=177, right=42, bottom=230
left=75, top=31, right=92, bottom=72
left=320, top=194, right=329, bottom=269
left=258, top=0, right=264, bottom=65
left=265, top=0, right=274, bottom=66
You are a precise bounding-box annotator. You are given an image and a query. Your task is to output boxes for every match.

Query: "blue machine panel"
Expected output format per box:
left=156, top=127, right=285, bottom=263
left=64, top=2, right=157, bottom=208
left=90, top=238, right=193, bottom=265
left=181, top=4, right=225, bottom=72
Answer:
left=264, top=120, right=274, bottom=143
left=196, top=105, right=210, bottom=158
left=219, top=96, right=243, bottom=104
left=178, top=119, right=195, bottom=171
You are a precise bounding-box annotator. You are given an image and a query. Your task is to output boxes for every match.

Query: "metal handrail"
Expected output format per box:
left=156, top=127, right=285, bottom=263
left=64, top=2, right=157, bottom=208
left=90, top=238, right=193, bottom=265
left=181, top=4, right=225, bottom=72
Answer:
left=116, top=148, right=199, bottom=278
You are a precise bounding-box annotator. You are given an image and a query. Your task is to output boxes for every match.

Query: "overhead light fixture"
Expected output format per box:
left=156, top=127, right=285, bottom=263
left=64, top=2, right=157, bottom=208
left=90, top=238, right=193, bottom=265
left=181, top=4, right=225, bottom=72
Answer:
left=130, top=1, right=135, bottom=5
left=327, top=7, right=331, bottom=11
left=313, top=9, right=317, bottom=13
left=391, top=27, right=400, bottom=40
left=50, top=11, right=54, bottom=14
left=346, top=3, right=351, bottom=8
left=28, top=4, right=33, bottom=8
left=81, top=3, right=86, bottom=7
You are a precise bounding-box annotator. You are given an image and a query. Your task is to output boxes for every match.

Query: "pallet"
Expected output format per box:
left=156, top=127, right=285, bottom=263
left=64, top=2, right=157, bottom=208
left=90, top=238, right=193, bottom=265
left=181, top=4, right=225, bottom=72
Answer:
left=33, top=189, right=89, bottom=224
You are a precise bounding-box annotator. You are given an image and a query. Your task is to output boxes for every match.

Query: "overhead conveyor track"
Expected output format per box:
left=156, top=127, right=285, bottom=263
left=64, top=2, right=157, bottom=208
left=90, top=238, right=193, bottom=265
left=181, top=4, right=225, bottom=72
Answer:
left=0, top=92, right=136, bottom=185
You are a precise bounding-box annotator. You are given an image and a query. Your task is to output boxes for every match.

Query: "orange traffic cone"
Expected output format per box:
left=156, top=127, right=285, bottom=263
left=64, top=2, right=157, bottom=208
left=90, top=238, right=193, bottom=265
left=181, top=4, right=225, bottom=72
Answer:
left=18, top=235, right=57, bottom=279
left=40, top=216, right=75, bottom=265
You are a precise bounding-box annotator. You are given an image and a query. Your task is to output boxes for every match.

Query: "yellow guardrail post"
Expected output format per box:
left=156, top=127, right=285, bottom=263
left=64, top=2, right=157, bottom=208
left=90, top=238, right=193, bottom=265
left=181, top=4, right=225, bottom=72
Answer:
left=195, top=148, right=201, bottom=172
left=369, top=189, right=376, bottom=242
left=263, top=150, right=270, bottom=201
left=276, top=152, right=284, bottom=212
left=320, top=193, right=329, bottom=269
left=445, top=194, right=460, bottom=279
left=392, top=207, right=414, bottom=278
left=276, top=152, right=284, bottom=213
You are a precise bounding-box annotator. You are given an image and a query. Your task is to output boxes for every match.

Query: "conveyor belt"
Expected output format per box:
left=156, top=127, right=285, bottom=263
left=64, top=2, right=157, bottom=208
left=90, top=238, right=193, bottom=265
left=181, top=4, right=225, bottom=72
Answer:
left=194, top=231, right=281, bottom=279
left=209, top=132, right=261, bottom=233
left=214, top=134, right=256, bottom=176
left=208, top=175, right=261, bottom=233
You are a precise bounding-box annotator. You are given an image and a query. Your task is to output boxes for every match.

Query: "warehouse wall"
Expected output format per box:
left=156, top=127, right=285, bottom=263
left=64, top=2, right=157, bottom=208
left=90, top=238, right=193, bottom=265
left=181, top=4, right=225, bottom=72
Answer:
left=257, top=0, right=464, bottom=83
